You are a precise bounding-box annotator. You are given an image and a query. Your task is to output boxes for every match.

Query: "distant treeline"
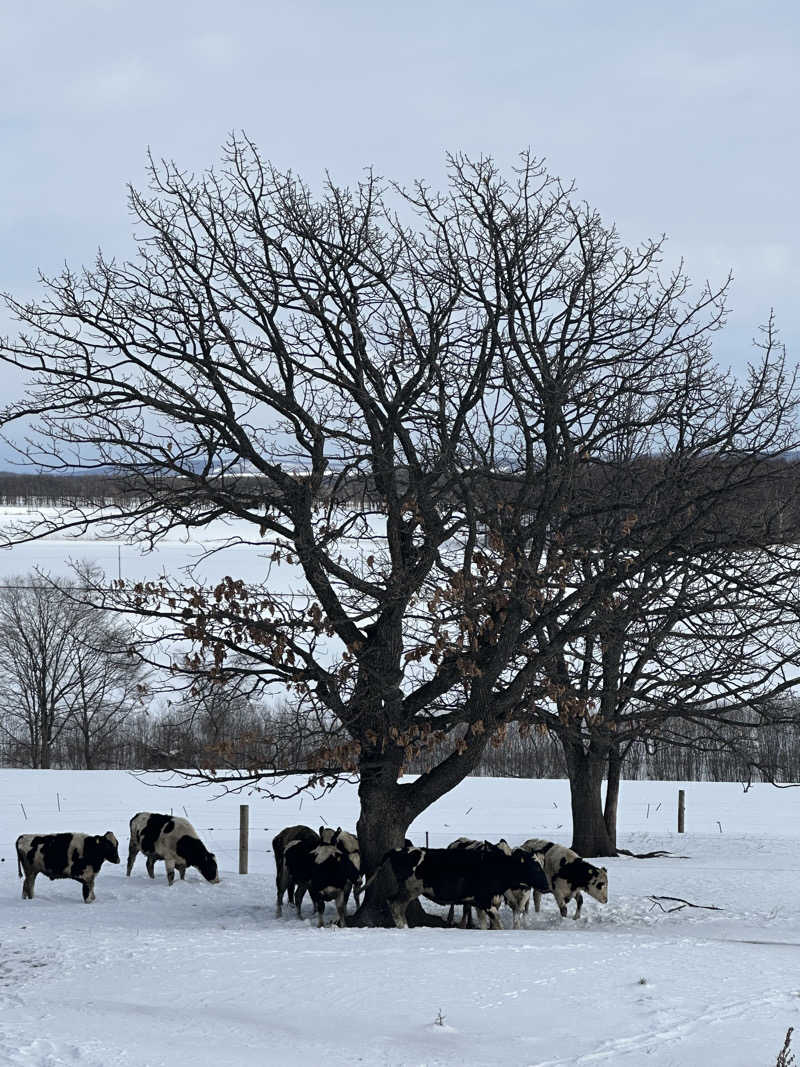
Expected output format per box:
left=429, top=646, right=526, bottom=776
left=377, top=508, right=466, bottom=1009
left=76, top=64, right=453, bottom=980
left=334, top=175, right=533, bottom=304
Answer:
left=408, top=714, right=800, bottom=785
left=3, top=459, right=800, bottom=550
left=3, top=700, right=799, bottom=785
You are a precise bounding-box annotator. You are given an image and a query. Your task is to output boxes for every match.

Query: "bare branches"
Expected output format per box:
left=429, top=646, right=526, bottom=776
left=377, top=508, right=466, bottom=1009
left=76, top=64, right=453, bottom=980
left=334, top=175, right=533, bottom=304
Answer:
left=648, top=895, right=723, bottom=913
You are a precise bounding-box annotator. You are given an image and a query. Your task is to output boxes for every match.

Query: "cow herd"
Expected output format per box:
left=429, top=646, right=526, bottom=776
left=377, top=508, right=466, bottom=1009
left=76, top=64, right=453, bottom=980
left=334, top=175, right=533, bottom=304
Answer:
left=14, top=813, right=609, bottom=930
left=272, top=826, right=610, bottom=929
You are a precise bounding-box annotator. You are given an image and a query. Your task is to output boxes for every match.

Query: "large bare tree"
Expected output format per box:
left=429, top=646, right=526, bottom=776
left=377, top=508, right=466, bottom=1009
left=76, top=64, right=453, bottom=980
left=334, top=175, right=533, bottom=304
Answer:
left=1, top=141, right=798, bottom=919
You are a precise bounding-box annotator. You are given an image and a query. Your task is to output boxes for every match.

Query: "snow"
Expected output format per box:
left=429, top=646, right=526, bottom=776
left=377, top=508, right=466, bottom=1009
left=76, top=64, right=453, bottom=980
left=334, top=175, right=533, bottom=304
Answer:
left=2, top=772, right=800, bottom=1065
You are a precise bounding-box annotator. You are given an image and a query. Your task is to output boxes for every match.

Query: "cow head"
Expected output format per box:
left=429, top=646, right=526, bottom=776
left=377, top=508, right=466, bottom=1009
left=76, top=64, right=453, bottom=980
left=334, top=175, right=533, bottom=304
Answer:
left=197, top=849, right=220, bottom=884
left=102, top=831, right=121, bottom=864
left=512, top=849, right=549, bottom=892
left=319, top=826, right=338, bottom=844
left=387, top=845, right=424, bottom=882
left=585, top=864, right=608, bottom=904
left=182, top=836, right=220, bottom=883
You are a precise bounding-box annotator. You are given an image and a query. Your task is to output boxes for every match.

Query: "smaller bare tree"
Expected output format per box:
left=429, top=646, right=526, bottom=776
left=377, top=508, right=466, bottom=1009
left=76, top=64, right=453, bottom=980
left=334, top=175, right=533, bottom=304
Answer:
left=0, top=573, right=145, bottom=768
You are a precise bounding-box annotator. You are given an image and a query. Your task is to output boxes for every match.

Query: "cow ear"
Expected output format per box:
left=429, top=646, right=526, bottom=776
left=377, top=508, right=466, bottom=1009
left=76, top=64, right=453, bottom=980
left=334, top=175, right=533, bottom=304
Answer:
left=601, top=866, right=607, bottom=872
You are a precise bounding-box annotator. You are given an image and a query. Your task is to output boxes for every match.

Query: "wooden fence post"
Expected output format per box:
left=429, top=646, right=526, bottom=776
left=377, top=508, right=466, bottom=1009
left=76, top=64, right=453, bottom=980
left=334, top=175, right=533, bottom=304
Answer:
left=239, top=804, right=249, bottom=874
left=677, top=789, right=685, bottom=833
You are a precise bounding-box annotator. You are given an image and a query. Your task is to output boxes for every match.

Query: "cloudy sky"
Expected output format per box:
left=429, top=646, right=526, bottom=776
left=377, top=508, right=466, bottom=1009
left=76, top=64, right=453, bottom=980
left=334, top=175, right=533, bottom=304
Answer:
left=0, top=0, right=797, bottom=446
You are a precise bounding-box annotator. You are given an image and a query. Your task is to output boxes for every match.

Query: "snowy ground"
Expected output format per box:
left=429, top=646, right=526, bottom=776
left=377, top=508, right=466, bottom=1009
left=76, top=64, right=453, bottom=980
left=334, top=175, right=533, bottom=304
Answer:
left=1, top=772, right=799, bottom=1066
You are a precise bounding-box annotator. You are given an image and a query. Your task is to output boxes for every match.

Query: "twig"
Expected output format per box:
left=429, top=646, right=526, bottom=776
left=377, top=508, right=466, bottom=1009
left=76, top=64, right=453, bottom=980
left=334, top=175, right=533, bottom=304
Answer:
left=648, top=895, right=723, bottom=913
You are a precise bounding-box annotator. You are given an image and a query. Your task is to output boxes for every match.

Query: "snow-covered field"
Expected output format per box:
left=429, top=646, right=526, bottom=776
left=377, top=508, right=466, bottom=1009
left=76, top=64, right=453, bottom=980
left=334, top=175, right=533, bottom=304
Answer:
left=2, top=771, right=799, bottom=1066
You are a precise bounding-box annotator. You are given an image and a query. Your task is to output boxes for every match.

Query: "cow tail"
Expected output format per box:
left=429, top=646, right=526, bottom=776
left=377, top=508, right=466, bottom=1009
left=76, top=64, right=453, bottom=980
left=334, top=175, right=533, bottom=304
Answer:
left=16, top=846, right=22, bottom=878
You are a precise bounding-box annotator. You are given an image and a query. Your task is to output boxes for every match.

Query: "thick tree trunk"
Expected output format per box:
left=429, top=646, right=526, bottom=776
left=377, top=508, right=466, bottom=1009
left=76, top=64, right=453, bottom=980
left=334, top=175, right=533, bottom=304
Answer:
left=603, top=748, right=622, bottom=852
left=563, top=740, right=617, bottom=858
left=351, top=749, right=416, bottom=927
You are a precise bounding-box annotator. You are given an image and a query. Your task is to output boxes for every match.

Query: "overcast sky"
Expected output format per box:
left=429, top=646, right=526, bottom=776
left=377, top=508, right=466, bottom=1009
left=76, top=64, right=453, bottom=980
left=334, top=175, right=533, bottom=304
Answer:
left=1, top=0, right=797, bottom=459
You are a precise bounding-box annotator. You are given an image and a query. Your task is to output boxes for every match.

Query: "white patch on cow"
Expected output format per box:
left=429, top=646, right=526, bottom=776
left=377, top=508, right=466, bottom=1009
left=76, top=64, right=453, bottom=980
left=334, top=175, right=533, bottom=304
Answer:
left=313, top=845, right=339, bottom=864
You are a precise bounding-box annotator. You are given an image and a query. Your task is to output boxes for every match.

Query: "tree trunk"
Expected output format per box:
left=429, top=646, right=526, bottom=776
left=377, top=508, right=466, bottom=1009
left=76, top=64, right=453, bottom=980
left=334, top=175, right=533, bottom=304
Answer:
left=351, top=749, right=415, bottom=927
left=563, top=739, right=617, bottom=857
left=603, top=747, right=622, bottom=853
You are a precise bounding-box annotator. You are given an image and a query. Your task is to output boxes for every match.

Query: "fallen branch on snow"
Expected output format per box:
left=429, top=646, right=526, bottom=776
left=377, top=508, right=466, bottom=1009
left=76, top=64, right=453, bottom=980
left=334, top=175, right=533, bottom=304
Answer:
left=617, top=848, right=688, bottom=859
left=648, top=895, right=723, bottom=913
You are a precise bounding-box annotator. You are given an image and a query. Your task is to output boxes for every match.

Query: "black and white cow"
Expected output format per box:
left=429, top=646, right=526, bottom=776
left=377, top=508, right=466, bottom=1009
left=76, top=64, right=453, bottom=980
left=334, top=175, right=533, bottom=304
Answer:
left=127, top=813, right=220, bottom=885
left=374, top=844, right=549, bottom=929
left=284, top=839, right=360, bottom=927
left=520, top=838, right=608, bottom=919
left=272, top=824, right=320, bottom=916
left=319, top=827, right=363, bottom=906
left=16, top=831, right=120, bottom=902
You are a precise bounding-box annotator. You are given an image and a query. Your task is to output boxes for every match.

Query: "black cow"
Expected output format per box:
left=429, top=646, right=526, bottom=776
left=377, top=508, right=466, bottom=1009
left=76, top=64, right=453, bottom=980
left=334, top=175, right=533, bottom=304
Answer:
left=285, top=840, right=360, bottom=927
left=272, top=824, right=320, bottom=916
left=127, top=813, right=220, bottom=885
left=16, top=831, right=120, bottom=902
left=446, top=837, right=530, bottom=928
left=375, top=845, right=549, bottom=929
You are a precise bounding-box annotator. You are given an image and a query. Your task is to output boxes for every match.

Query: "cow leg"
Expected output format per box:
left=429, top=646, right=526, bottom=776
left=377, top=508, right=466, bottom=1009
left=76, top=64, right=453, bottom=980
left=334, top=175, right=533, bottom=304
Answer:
left=276, top=866, right=287, bottom=916
left=389, top=897, right=410, bottom=929
left=487, top=905, right=503, bottom=931
left=353, top=878, right=363, bottom=907
left=554, top=889, right=568, bottom=918
left=82, top=876, right=96, bottom=903
left=126, top=841, right=138, bottom=877
left=446, top=904, right=455, bottom=926
left=177, top=863, right=187, bottom=880
left=512, top=890, right=530, bottom=929
left=533, top=889, right=542, bottom=913
left=335, top=888, right=348, bottom=926
left=294, top=883, right=307, bottom=919
left=476, top=908, right=489, bottom=930
left=573, top=892, right=584, bottom=919
left=315, top=896, right=325, bottom=928
left=22, top=871, right=35, bottom=900
left=145, top=855, right=156, bottom=879
left=165, top=859, right=176, bottom=886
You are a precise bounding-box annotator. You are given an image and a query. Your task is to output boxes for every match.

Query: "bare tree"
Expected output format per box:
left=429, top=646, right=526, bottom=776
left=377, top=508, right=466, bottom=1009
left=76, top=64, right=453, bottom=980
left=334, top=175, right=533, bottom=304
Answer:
left=66, top=621, right=146, bottom=769
left=1, top=142, right=798, bottom=918
left=0, top=575, right=145, bottom=768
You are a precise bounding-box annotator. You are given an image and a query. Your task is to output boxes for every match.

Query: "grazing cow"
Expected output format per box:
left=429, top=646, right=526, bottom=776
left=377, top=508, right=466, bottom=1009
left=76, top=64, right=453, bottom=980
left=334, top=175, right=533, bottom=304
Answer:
left=375, top=844, right=549, bottom=929
left=16, top=831, right=120, bottom=902
left=272, top=825, right=320, bottom=916
left=520, top=839, right=608, bottom=919
left=319, top=827, right=363, bottom=906
left=127, top=813, right=220, bottom=886
left=285, top=839, right=360, bottom=927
